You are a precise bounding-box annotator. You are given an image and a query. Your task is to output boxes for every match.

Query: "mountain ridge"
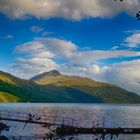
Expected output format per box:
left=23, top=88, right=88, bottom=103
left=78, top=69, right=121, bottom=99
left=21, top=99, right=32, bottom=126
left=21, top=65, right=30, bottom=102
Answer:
left=0, top=70, right=140, bottom=103
left=31, top=70, right=62, bottom=81
left=31, top=70, right=125, bottom=88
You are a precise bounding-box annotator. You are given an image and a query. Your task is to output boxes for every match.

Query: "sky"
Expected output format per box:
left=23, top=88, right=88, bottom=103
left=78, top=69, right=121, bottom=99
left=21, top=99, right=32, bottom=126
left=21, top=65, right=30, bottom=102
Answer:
left=0, top=0, right=140, bottom=94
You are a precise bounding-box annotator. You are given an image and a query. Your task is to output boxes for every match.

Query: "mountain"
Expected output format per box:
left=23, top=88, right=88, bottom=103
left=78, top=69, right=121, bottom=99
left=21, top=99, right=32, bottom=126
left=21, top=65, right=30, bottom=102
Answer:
left=31, top=70, right=61, bottom=81
left=0, top=70, right=140, bottom=103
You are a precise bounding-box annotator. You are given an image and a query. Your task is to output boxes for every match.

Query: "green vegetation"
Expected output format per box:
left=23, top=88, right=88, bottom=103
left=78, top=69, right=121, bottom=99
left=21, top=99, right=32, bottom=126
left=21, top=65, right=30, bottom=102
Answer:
left=0, top=70, right=140, bottom=103
left=0, top=92, right=19, bottom=102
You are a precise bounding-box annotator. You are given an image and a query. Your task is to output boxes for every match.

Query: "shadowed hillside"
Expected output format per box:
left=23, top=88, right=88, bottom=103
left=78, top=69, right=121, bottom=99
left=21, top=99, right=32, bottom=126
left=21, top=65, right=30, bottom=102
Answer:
left=0, top=70, right=140, bottom=103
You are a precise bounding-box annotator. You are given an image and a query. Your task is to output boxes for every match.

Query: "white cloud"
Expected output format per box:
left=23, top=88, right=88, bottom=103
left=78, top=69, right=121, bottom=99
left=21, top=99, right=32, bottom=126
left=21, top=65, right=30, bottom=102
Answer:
left=15, top=40, right=45, bottom=54
left=70, top=50, right=140, bottom=66
left=13, top=37, right=140, bottom=82
left=59, top=64, right=88, bottom=77
left=30, top=26, right=43, bottom=33
left=111, top=46, right=119, bottom=50
left=34, top=51, right=54, bottom=58
left=125, top=32, right=140, bottom=48
left=15, top=37, right=140, bottom=65
left=12, top=57, right=58, bottom=78
left=41, top=38, right=77, bottom=58
left=0, top=0, right=139, bottom=20
left=15, top=38, right=77, bottom=59
left=89, top=64, right=101, bottom=74
left=100, top=60, right=140, bottom=94
left=42, top=31, right=53, bottom=36
left=0, top=34, right=14, bottom=40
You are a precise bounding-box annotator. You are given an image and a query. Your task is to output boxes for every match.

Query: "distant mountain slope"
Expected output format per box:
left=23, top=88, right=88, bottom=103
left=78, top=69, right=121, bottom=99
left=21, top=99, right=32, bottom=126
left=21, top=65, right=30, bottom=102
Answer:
left=31, top=70, right=140, bottom=103
left=31, top=70, right=112, bottom=87
left=31, top=70, right=61, bottom=81
left=0, top=70, right=140, bottom=103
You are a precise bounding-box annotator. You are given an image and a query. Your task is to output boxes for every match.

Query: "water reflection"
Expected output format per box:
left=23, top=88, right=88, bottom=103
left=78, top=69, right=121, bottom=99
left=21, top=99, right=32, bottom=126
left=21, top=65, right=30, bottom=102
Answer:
left=0, top=103, right=140, bottom=140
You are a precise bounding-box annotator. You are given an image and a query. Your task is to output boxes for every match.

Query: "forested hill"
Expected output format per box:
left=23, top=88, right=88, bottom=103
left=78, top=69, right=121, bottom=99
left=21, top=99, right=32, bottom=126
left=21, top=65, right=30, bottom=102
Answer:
left=0, top=70, right=140, bottom=103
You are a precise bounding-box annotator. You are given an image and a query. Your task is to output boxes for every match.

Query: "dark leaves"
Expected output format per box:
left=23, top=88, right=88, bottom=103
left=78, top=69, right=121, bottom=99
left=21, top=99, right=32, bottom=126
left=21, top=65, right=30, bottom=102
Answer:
left=136, top=11, right=140, bottom=20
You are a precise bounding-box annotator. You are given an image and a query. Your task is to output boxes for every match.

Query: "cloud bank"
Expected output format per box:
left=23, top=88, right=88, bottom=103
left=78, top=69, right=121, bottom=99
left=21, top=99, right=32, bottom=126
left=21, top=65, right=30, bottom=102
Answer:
left=12, top=37, right=140, bottom=94
left=125, top=32, right=140, bottom=48
left=100, top=60, right=140, bottom=94
left=0, top=0, right=139, bottom=20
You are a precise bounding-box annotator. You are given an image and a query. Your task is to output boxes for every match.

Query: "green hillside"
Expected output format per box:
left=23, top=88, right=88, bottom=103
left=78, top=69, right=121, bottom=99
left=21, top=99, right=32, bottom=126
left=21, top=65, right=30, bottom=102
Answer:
left=0, top=70, right=140, bottom=103
left=0, top=92, right=19, bottom=102
left=32, top=70, right=140, bottom=103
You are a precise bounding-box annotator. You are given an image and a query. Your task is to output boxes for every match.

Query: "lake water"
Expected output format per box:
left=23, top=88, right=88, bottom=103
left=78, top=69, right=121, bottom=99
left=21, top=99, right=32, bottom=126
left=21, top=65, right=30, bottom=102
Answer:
left=0, top=103, right=140, bottom=140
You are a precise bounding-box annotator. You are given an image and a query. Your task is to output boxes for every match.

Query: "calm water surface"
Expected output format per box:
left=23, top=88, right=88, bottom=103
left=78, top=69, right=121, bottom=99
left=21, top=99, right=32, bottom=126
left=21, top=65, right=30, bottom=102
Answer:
left=0, top=103, right=140, bottom=140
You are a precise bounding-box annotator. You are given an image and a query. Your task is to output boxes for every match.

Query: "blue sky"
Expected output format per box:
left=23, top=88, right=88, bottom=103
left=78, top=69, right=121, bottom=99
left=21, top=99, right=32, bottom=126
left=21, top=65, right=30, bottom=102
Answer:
left=0, top=0, right=140, bottom=94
